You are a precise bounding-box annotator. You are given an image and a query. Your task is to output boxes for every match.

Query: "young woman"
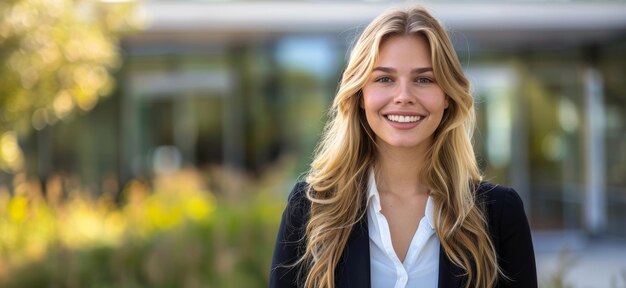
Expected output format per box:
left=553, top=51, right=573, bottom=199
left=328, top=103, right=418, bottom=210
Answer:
left=270, top=6, right=537, bottom=288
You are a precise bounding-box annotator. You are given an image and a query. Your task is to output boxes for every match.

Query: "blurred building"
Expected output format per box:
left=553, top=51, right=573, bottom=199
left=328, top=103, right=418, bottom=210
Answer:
left=27, top=1, right=626, bottom=238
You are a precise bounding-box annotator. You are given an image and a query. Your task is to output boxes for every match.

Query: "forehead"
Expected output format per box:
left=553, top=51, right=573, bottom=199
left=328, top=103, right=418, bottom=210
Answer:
left=375, top=34, right=432, bottom=67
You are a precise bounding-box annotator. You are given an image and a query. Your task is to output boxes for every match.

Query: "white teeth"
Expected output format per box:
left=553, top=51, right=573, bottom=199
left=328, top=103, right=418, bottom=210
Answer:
left=386, top=115, right=423, bottom=123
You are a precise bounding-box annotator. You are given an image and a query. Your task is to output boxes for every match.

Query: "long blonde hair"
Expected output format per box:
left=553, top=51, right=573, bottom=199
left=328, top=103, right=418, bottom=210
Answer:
left=301, top=6, right=499, bottom=288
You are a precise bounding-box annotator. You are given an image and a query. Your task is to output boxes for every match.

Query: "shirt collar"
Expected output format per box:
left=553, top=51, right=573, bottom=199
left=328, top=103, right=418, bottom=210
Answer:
left=367, top=168, right=381, bottom=212
left=367, top=168, right=436, bottom=230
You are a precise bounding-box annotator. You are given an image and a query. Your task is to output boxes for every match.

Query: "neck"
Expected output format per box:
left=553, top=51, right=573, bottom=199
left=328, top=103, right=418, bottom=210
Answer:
left=374, top=142, right=431, bottom=197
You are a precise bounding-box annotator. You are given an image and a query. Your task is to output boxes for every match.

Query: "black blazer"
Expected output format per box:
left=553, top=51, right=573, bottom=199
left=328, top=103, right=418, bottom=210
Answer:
left=270, top=181, right=537, bottom=288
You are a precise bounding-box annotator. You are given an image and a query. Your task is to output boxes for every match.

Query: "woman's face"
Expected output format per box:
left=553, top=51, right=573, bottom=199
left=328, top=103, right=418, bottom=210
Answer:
left=361, top=35, right=448, bottom=152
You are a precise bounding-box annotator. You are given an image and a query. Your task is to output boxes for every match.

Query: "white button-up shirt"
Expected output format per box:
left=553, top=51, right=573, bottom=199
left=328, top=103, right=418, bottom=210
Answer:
left=367, top=170, right=440, bottom=288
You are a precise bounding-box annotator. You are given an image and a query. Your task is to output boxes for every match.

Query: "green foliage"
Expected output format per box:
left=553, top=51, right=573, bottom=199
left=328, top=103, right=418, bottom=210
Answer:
left=0, top=0, right=142, bottom=172
left=0, top=172, right=285, bottom=288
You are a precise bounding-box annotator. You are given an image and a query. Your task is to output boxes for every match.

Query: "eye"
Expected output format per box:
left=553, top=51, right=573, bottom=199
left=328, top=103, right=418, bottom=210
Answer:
left=415, top=77, right=434, bottom=84
left=375, top=76, right=393, bottom=83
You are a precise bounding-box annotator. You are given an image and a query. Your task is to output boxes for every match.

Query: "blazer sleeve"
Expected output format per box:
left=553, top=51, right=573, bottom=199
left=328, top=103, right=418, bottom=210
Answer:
left=269, top=182, right=310, bottom=288
left=495, top=187, right=538, bottom=288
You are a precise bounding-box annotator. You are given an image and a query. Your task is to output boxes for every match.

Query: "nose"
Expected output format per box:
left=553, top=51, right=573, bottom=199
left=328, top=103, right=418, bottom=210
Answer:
left=393, top=80, right=415, bottom=105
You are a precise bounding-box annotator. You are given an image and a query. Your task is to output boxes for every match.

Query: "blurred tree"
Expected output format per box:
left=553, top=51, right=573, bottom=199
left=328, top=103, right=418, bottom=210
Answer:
left=0, top=0, right=143, bottom=172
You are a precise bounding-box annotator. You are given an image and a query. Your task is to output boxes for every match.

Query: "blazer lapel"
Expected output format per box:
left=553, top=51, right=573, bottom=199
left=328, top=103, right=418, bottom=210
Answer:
left=336, top=216, right=465, bottom=287
left=336, top=215, right=371, bottom=288
left=438, top=244, right=463, bottom=288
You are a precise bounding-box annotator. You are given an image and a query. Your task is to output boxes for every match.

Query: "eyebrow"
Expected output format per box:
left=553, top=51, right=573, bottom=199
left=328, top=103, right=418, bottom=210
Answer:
left=372, top=66, right=433, bottom=74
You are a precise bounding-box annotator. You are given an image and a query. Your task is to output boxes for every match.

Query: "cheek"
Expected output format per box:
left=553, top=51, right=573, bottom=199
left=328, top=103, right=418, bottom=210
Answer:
left=362, top=95, right=383, bottom=129
left=362, top=88, right=387, bottom=113
left=421, top=91, right=447, bottom=112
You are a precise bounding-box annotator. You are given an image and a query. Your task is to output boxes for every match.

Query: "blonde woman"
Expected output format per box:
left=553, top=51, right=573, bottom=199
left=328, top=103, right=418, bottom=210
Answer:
left=270, top=6, right=537, bottom=288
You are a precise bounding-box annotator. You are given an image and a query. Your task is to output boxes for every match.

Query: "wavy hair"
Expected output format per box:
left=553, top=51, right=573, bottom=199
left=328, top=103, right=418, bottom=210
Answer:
left=301, top=6, right=500, bottom=288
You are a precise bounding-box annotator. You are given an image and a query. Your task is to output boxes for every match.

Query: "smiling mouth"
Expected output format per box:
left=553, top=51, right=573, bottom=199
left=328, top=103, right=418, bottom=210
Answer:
left=385, top=114, right=424, bottom=123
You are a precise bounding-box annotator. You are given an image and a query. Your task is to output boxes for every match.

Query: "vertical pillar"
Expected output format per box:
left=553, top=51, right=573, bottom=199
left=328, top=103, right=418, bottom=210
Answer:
left=511, top=60, right=531, bottom=218
left=37, top=126, right=51, bottom=197
left=583, top=67, right=606, bottom=236
left=118, top=39, right=141, bottom=199
left=223, top=44, right=246, bottom=170
left=174, top=96, right=197, bottom=167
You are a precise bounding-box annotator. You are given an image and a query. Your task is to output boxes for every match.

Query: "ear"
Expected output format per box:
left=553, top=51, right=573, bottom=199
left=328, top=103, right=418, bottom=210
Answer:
left=444, top=95, right=450, bottom=109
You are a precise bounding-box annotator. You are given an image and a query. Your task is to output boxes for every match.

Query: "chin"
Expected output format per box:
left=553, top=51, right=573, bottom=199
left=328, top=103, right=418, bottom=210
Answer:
left=380, top=135, right=432, bottom=150
left=387, top=140, right=422, bottom=149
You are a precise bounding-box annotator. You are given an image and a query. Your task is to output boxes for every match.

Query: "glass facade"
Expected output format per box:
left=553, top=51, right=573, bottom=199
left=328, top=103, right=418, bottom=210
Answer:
left=15, top=3, right=626, bottom=237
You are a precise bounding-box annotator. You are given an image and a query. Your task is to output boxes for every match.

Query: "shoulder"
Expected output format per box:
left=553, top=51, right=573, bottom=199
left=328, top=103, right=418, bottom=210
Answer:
left=270, top=181, right=311, bottom=287
left=283, top=181, right=311, bottom=226
left=476, top=181, right=525, bottom=214
left=476, top=182, right=538, bottom=286
left=287, top=181, right=309, bottom=202
left=286, top=181, right=310, bottom=208
left=475, top=181, right=529, bottom=235
left=272, top=181, right=312, bottom=259
left=476, top=181, right=531, bottom=244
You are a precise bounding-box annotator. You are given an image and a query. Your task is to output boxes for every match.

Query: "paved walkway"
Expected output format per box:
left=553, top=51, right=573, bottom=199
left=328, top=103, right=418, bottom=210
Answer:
left=534, top=231, right=626, bottom=288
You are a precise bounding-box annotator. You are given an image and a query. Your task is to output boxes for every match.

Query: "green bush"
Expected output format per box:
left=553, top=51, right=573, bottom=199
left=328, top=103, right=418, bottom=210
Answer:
left=0, top=173, right=285, bottom=288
